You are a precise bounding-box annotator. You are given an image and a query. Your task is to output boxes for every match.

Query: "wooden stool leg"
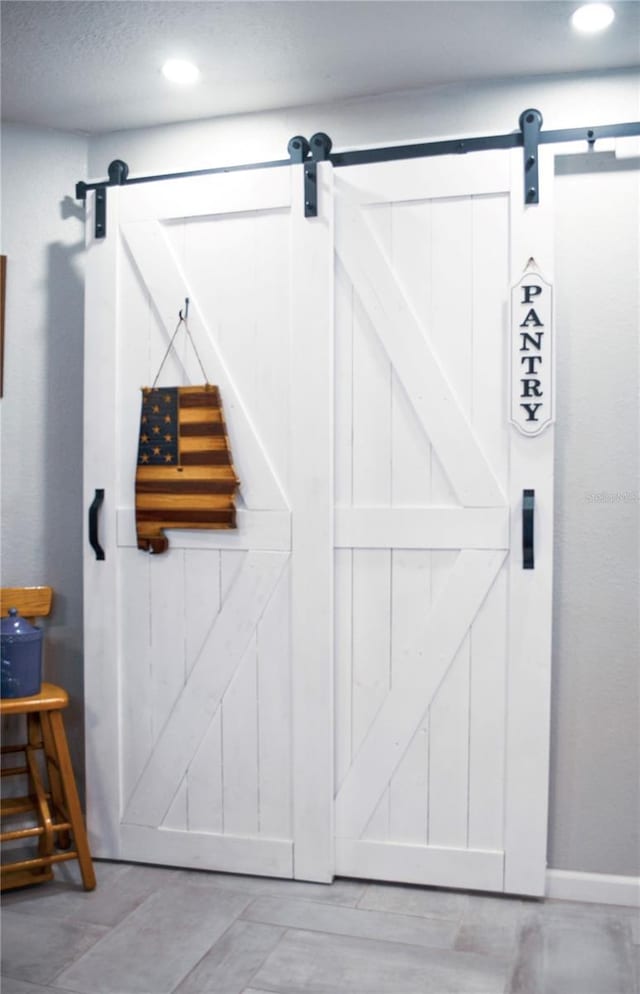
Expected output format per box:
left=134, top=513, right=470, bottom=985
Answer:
left=26, top=714, right=55, bottom=864
left=47, top=711, right=96, bottom=891
left=0, top=716, right=54, bottom=890
left=39, top=711, right=71, bottom=850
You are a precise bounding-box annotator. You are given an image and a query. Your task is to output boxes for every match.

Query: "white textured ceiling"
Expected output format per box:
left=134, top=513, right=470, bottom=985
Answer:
left=1, top=0, right=639, bottom=135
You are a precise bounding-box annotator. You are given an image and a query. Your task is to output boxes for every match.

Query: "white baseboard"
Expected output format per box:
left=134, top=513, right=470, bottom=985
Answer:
left=546, top=869, right=640, bottom=908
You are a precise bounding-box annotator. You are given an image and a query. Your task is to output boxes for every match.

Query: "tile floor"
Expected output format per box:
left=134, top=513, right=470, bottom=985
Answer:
left=1, top=860, right=638, bottom=994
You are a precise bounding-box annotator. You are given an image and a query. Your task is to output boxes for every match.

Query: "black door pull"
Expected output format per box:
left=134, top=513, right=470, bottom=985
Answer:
left=89, top=488, right=105, bottom=561
left=523, top=489, right=535, bottom=570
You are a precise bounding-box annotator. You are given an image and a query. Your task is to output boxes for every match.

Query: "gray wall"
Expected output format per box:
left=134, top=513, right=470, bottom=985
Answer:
left=551, top=153, right=639, bottom=875
left=2, top=68, right=638, bottom=878
left=0, top=123, right=87, bottom=786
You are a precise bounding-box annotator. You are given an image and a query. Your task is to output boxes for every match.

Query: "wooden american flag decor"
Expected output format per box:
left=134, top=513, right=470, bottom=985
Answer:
left=135, top=384, right=239, bottom=554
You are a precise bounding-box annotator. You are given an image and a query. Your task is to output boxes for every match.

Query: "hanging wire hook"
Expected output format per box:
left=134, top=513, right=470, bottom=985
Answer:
left=151, top=298, right=209, bottom=389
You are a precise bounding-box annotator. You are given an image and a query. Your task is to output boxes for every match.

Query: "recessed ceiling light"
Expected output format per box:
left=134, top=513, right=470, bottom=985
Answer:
left=571, top=3, right=615, bottom=32
left=162, top=59, right=200, bottom=85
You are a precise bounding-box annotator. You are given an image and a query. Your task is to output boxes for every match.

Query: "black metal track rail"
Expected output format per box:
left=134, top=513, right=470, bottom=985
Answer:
left=75, top=110, right=640, bottom=236
left=329, top=120, right=640, bottom=167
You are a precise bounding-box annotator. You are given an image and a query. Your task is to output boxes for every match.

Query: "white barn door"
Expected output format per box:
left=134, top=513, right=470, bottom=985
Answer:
left=83, top=165, right=334, bottom=881
left=84, top=148, right=554, bottom=897
left=333, top=149, right=554, bottom=897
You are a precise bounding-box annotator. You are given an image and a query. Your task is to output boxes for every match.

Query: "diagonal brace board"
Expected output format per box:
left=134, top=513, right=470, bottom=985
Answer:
left=124, top=550, right=288, bottom=827
left=335, top=204, right=506, bottom=508
left=335, top=548, right=506, bottom=840
left=121, top=219, right=288, bottom=511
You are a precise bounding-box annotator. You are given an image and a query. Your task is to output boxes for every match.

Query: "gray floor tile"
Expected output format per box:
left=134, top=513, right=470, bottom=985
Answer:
left=455, top=894, right=527, bottom=961
left=250, top=927, right=509, bottom=993
left=535, top=898, right=639, bottom=923
left=52, top=880, right=251, bottom=994
left=0, top=910, right=109, bottom=987
left=358, top=882, right=468, bottom=921
left=176, top=920, right=285, bottom=994
left=244, top=990, right=286, bottom=994
left=176, top=870, right=367, bottom=906
left=0, top=982, right=97, bottom=994
left=241, top=895, right=458, bottom=949
left=463, top=893, right=529, bottom=928
left=508, top=913, right=636, bottom=994
left=0, top=981, right=60, bottom=994
left=3, top=863, right=634, bottom=994
left=454, top=921, right=520, bottom=961
left=1, top=860, right=183, bottom=928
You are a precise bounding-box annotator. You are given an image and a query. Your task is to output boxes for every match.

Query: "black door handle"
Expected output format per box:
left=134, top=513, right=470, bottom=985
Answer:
left=523, top=489, right=535, bottom=570
left=89, top=488, right=105, bottom=561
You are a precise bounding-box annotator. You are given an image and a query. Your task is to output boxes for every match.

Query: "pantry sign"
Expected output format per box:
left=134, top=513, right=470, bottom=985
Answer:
left=510, top=261, right=554, bottom=436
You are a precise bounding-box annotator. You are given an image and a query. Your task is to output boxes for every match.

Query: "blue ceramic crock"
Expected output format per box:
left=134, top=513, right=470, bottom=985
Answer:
left=0, top=607, right=43, bottom=698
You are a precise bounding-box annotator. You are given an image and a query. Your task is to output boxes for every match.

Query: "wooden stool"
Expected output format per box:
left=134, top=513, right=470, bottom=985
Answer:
left=1, top=587, right=96, bottom=892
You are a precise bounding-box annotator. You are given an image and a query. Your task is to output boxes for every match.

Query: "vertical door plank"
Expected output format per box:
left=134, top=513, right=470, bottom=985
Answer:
left=389, top=550, right=430, bottom=844
left=430, top=198, right=473, bottom=506
left=468, top=569, right=507, bottom=851
left=427, top=197, right=473, bottom=847
left=389, top=199, right=433, bottom=506
left=187, top=710, right=223, bottom=834
left=363, top=793, right=390, bottom=842
left=223, top=633, right=259, bottom=836
left=390, top=376, right=432, bottom=507
left=149, top=550, right=186, bottom=742
left=221, top=550, right=246, bottom=603
left=388, top=719, right=429, bottom=845
left=387, top=200, right=433, bottom=846
left=468, top=194, right=510, bottom=855
left=334, top=548, right=353, bottom=795
left=119, top=549, right=152, bottom=812
left=184, top=549, right=222, bottom=677
left=504, top=148, right=555, bottom=896
left=257, top=564, right=292, bottom=840
left=471, top=195, right=510, bottom=490
left=163, top=777, right=188, bottom=830
left=250, top=212, right=292, bottom=495
left=117, top=232, right=155, bottom=508
left=83, top=189, right=121, bottom=856
left=335, top=262, right=354, bottom=508
left=390, top=201, right=433, bottom=347
left=334, top=239, right=354, bottom=807
left=142, top=222, right=190, bottom=829
left=351, top=368, right=391, bottom=742
left=148, top=219, right=189, bottom=387
left=352, top=292, right=392, bottom=502
left=290, top=161, right=334, bottom=881
left=427, top=643, right=470, bottom=848
left=352, top=204, right=392, bottom=842
left=148, top=550, right=187, bottom=829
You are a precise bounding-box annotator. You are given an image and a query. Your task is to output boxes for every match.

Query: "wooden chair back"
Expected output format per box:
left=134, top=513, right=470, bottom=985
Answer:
left=0, top=587, right=53, bottom=626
